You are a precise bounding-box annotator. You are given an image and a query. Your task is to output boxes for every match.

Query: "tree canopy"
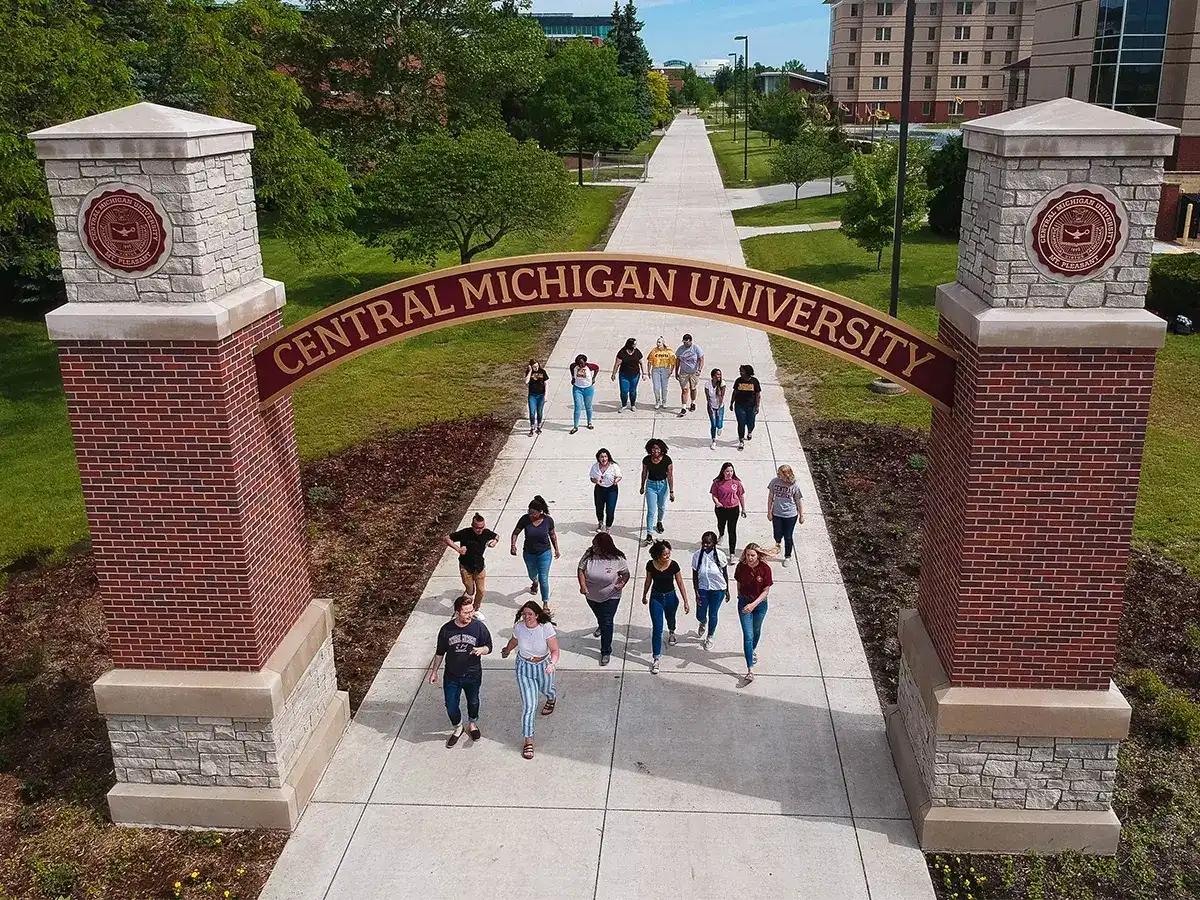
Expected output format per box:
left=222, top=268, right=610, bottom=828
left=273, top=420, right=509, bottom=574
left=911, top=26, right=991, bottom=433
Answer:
left=840, top=140, right=932, bottom=269
left=770, top=130, right=830, bottom=205
left=359, top=127, right=575, bottom=265
left=927, top=134, right=969, bottom=238
left=647, top=72, right=673, bottom=128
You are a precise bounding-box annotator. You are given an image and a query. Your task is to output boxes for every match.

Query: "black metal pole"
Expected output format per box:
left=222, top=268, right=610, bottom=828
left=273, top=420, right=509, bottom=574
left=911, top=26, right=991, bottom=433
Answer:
left=743, top=36, right=750, bottom=182
left=889, top=0, right=918, bottom=320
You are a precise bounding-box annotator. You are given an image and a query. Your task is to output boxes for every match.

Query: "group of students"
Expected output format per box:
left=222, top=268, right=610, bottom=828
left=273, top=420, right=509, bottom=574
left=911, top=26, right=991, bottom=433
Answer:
left=432, top=447, right=806, bottom=758
left=524, top=333, right=764, bottom=450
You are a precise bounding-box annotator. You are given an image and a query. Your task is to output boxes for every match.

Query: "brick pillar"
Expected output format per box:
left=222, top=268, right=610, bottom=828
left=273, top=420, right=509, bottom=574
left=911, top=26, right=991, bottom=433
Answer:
left=30, top=103, right=347, bottom=830
left=885, top=99, right=1179, bottom=854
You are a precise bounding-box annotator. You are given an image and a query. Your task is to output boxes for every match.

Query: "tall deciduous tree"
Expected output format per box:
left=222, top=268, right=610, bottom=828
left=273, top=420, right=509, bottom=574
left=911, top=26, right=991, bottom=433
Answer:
left=524, top=40, right=642, bottom=185
left=359, top=127, right=575, bottom=265
left=781, top=58, right=808, bottom=73
left=1, top=0, right=135, bottom=300
left=927, top=134, right=969, bottom=237
left=840, top=140, right=931, bottom=270
left=647, top=72, right=673, bottom=128
left=770, top=130, right=830, bottom=206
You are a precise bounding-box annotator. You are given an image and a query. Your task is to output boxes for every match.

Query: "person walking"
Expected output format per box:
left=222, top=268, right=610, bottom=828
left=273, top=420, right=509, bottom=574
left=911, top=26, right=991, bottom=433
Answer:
left=704, top=368, right=727, bottom=450
left=639, top=438, right=675, bottom=544
left=673, top=333, right=705, bottom=416
left=730, top=364, right=762, bottom=450
left=569, top=354, right=599, bottom=434
left=734, top=543, right=773, bottom=683
left=525, top=360, right=549, bottom=436
left=710, top=462, right=747, bottom=557
left=767, top=464, right=805, bottom=567
left=427, top=595, right=492, bottom=747
left=589, top=448, right=622, bottom=533
left=500, top=601, right=560, bottom=759
left=611, top=337, right=645, bottom=412
left=577, top=533, right=630, bottom=666
left=442, top=513, right=499, bottom=615
left=646, top=338, right=676, bottom=410
left=510, top=496, right=560, bottom=619
left=641, top=540, right=690, bottom=674
left=691, top=531, right=729, bottom=651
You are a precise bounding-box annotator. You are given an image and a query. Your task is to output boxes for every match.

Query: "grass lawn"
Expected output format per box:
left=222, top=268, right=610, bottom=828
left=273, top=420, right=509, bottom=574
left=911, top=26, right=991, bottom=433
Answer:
left=706, top=124, right=779, bottom=187
left=732, top=192, right=846, bottom=227
left=746, top=226, right=1200, bottom=574
left=0, top=185, right=627, bottom=569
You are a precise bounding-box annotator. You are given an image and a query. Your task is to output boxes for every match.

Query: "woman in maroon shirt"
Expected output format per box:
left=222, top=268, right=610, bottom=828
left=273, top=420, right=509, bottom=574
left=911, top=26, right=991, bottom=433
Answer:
left=734, top=543, right=773, bottom=682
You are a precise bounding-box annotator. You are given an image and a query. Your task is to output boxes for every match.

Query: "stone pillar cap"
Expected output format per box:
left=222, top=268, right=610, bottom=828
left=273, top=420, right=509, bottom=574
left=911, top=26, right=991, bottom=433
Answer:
left=962, top=98, right=1179, bottom=159
left=28, top=102, right=255, bottom=160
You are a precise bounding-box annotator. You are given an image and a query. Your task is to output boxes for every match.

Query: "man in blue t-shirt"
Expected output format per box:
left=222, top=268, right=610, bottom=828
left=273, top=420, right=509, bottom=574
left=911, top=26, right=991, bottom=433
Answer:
left=427, top=595, right=493, bottom=747
left=673, top=333, right=705, bottom=417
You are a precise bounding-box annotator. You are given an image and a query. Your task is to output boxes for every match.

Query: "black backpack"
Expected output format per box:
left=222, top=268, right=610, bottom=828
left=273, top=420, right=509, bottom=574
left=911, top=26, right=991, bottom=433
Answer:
left=1170, top=315, right=1194, bottom=336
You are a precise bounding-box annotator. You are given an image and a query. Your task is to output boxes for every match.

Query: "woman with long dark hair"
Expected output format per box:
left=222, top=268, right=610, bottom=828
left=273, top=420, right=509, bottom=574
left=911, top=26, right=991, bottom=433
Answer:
left=577, top=532, right=630, bottom=666
left=589, top=448, right=622, bottom=533
left=611, top=337, right=645, bottom=412
left=524, top=360, right=549, bottom=436
left=510, top=495, right=560, bottom=619
left=639, top=438, right=674, bottom=545
left=704, top=368, right=726, bottom=450
left=641, top=539, right=690, bottom=675
left=500, top=600, right=560, bottom=759
left=569, top=354, right=599, bottom=434
left=710, top=462, right=747, bottom=557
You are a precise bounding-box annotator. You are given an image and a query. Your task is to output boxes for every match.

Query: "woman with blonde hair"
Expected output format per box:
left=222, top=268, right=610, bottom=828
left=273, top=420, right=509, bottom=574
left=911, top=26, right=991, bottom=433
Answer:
left=766, top=464, right=804, bottom=567
left=645, top=337, right=676, bottom=410
left=734, top=543, right=773, bottom=682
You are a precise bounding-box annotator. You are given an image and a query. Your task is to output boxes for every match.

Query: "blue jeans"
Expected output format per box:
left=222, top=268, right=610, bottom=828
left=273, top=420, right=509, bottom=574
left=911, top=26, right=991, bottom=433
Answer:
left=572, top=385, right=595, bottom=428
left=527, top=393, right=545, bottom=427
left=651, top=367, right=671, bottom=404
left=772, top=514, right=798, bottom=559
left=738, top=596, right=768, bottom=669
left=443, top=674, right=481, bottom=726
left=707, top=405, right=725, bottom=440
left=594, top=484, right=618, bottom=527
left=523, top=549, right=553, bottom=604
left=619, top=372, right=640, bottom=407
left=645, top=478, right=668, bottom=535
left=734, top=404, right=758, bottom=440
left=697, top=588, right=726, bottom=635
left=649, top=590, right=679, bottom=657
left=588, top=597, right=621, bottom=656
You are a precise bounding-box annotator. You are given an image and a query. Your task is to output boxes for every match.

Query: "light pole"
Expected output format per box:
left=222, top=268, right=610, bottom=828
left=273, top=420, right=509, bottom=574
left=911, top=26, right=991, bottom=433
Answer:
left=735, top=35, right=749, bottom=182
left=728, top=52, right=738, bottom=139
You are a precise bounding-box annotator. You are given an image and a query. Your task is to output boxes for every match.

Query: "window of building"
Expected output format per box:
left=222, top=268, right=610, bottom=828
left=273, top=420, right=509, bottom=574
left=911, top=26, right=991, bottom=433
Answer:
left=1066, top=64, right=1076, bottom=96
left=987, top=1, right=996, bottom=12
left=953, top=51, right=970, bottom=64
left=926, top=50, right=935, bottom=64
left=849, top=52, right=857, bottom=64
left=1006, top=24, right=1015, bottom=37
left=877, top=2, right=893, bottom=14
left=955, top=1, right=972, bottom=13
left=985, top=25, right=994, bottom=38
left=922, top=101, right=933, bottom=114
left=850, top=27, right=859, bottom=39
left=874, top=51, right=892, bottom=64
left=1008, top=0, right=1017, bottom=12
left=928, top=26, right=937, bottom=37
left=873, top=75, right=890, bottom=89
left=1004, top=49, right=1013, bottom=62
left=951, top=74, right=967, bottom=89
left=850, top=3, right=860, bottom=14
left=1072, top=2, right=1083, bottom=35
left=954, top=25, right=971, bottom=38
left=982, top=74, right=990, bottom=87
left=876, top=26, right=892, bottom=39
left=984, top=50, right=992, bottom=63
left=929, top=2, right=939, bottom=13
left=848, top=76, right=856, bottom=89
left=924, top=74, right=934, bottom=88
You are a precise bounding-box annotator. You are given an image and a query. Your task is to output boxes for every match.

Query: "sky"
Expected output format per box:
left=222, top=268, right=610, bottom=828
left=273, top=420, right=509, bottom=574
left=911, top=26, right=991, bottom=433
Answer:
left=530, top=0, right=833, bottom=73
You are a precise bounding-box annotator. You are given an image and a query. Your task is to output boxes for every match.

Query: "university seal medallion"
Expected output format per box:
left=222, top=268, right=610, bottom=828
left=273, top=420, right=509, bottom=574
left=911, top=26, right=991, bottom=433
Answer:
left=79, top=187, right=171, bottom=276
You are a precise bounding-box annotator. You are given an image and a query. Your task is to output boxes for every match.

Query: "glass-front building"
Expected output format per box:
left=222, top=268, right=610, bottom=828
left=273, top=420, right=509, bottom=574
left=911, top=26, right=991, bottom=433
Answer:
left=529, top=13, right=613, bottom=40
left=1087, top=0, right=1171, bottom=117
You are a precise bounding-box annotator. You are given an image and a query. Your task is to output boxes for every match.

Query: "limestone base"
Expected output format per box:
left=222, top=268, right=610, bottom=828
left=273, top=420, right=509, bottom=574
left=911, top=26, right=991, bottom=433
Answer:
left=95, top=599, right=349, bottom=830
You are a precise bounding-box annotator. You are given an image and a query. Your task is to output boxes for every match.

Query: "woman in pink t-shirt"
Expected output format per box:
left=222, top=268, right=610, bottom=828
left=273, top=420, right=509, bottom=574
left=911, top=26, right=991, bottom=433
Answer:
left=710, top=462, right=747, bottom=557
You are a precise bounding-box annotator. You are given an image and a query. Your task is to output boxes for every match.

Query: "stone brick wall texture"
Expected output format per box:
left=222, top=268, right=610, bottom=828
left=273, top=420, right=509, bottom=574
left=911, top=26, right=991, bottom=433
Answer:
left=918, top=318, right=1156, bottom=689
left=958, top=153, right=1161, bottom=309
left=57, top=311, right=311, bottom=670
left=108, top=635, right=337, bottom=788
left=43, top=153, right=262, bottom=305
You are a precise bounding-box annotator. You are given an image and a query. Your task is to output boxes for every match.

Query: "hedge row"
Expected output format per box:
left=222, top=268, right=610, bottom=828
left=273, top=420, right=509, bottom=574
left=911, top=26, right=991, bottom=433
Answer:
left=1147, top=252, right=1200, bottom=322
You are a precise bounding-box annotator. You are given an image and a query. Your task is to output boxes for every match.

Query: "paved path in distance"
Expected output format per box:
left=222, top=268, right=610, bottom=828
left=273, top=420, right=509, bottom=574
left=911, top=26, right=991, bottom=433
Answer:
left=260, top=114, right=934, bottom=900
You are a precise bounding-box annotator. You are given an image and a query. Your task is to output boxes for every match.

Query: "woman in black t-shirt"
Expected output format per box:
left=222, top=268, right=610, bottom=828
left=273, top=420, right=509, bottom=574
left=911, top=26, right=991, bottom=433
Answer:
left=611, top=337, right=645, bottom=412
left=729, top=364, right=762, bottom=450
left=640, top=540, right=690, bottom=674
left=639, top=438, right=675, bottom=544
left=525, top=360, right=549, bottom=436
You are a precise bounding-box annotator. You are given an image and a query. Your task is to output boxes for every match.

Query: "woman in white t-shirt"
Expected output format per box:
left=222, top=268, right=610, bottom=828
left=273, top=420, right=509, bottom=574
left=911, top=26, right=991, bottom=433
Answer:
left=569, top=354, right=600, bottom=434
left=589, top=447, right=623, bottom=533
left=691, top=530, right=730, bottom=651
left=501, top=600, right=561, bottom=759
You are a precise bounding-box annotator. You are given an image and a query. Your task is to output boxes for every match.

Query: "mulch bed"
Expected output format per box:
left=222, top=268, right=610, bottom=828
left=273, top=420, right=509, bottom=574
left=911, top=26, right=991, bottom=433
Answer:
left=0, top=414, right=517, bottom=898
left=802, top=418, right=1200, bottom=900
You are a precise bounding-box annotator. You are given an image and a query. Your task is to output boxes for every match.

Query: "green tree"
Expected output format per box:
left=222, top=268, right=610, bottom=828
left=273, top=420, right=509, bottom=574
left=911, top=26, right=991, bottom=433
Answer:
left=605, top=1, right=653, bottom=138
left=754, top=87, right=807, bottom=145
left=781, top=58, right=808, bottom=73
left=647, top=72, right=674, bottom=128
left=770, top=130, right=830, bottom=206
left=359, top=127, right=575, bottom=265
left=1, top=0, right=135, bottom=301
left=840, top=140, right=931, bottom=270
left=824, top=123, right=854, bottom=194
left=927, top=134, right=969, bottom=237
left=713, top=65, right=733, bottom=95
left=524, top=40, right=642, bottom=185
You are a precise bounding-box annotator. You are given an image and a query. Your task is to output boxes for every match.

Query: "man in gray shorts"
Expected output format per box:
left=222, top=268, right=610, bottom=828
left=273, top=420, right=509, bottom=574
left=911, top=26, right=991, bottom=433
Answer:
left=673, top=333, right=705, bottom=417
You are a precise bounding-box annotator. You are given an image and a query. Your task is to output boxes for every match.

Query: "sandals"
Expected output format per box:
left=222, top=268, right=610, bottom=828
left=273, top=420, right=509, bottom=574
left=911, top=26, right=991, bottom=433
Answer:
left=523, top=740, right=534, bottom=759
left=541, top=698, right=557, bottom=716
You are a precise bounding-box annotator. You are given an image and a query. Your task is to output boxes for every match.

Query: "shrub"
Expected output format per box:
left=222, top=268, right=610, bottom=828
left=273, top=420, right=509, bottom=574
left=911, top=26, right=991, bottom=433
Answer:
left=1124, top=667, right=1166, bottom=702
left=305, top=485, right=336, bottom=508
left=907, top=453, right=928, bottom=471
left=31, top=858, right=76, bottom=898
left=1146, top=253, right=1200, bottom=322
left=0, top=683, right=27, bottom=737
left=926, top=134, right=968, bottom=237
left=1184, top=622, right=1200, bottom=658
left=1155, top=689, right=1200, bottom=745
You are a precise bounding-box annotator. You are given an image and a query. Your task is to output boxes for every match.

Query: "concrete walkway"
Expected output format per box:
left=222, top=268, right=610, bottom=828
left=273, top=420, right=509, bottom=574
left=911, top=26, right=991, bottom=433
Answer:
left=736, top=220, right=842, bottom=240
left=260, top=114, right=934, bottom=900
left=727, top=179, right=848, bottom=210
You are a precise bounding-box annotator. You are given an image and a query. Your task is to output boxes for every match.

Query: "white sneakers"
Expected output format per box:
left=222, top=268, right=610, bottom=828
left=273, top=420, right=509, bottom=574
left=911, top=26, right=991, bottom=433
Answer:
left=651, top=657, right=661, bottom=674
left=702, top=638, right=713, bottom=651
left=710, top=440, right=717, bottom=450
left=697, top=624, right=707, bottom=640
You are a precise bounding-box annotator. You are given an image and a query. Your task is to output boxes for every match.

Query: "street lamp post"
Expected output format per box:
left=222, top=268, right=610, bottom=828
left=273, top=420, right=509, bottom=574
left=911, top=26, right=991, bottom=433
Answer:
left=735, top=35, right=749, bottom=182
left=728, top=52, right=738, bottom=140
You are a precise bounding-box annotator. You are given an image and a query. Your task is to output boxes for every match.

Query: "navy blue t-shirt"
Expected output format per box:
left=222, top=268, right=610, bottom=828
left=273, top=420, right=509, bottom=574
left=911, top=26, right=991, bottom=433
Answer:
left=436, top=618, right=492, bottom=680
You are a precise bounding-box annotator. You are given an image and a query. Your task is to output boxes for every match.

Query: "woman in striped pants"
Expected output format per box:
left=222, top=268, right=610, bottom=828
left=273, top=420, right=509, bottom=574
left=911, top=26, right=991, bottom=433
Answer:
left=501, top=600, right=560, bottom=759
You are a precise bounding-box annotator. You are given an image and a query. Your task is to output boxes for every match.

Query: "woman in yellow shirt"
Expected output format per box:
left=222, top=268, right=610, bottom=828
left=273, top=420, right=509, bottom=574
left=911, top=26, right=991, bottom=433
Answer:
left=646, top=337, right=676, bottom=410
